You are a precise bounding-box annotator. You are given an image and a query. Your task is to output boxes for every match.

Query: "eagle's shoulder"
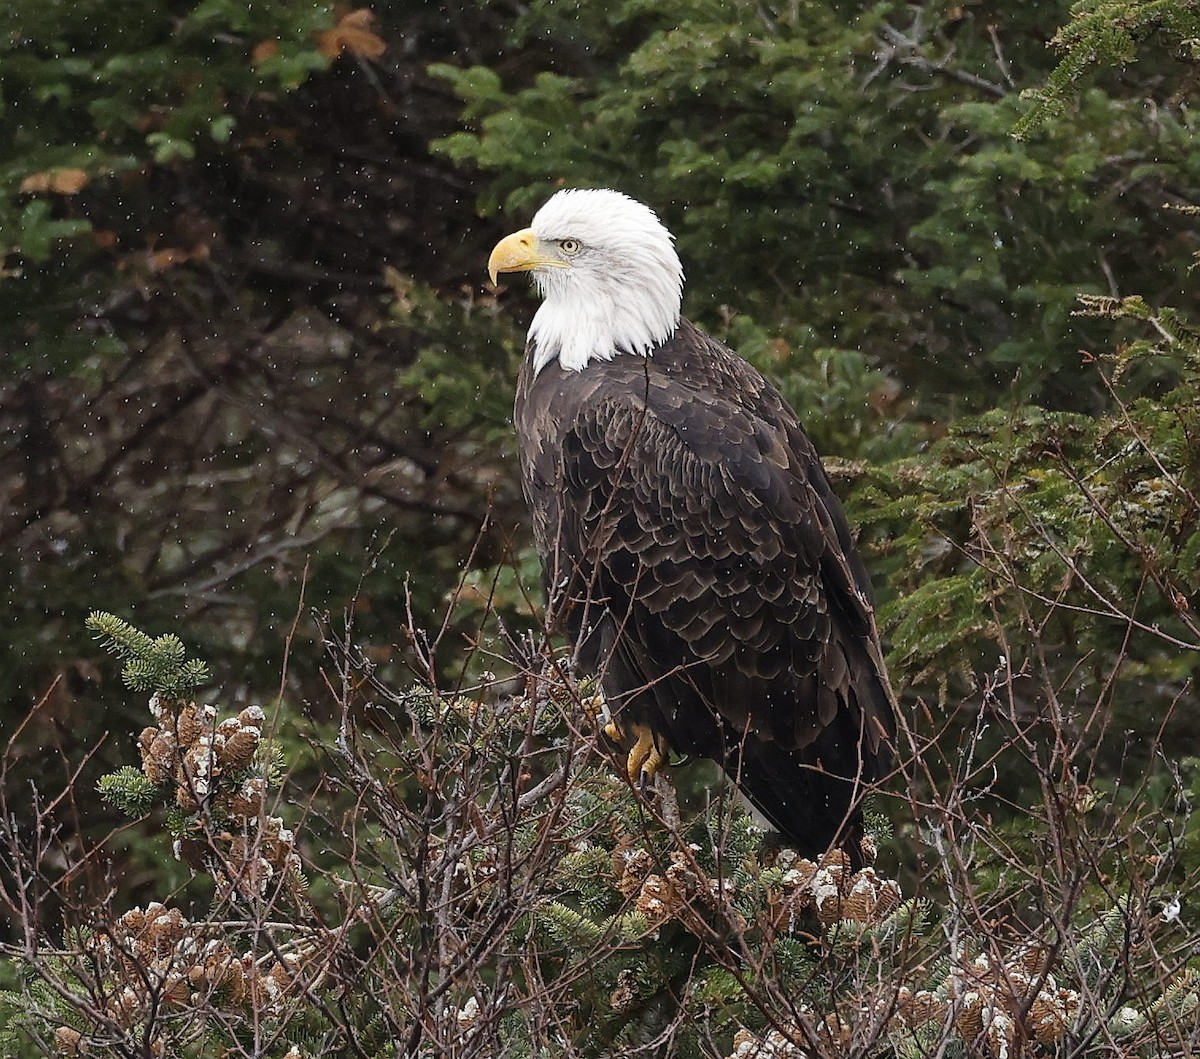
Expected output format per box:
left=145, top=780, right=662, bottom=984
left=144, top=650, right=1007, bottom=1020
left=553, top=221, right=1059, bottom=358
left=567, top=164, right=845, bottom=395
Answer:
left=518, top=319, right=838, bottom=541
left=524, top=321, right=789, bottom=440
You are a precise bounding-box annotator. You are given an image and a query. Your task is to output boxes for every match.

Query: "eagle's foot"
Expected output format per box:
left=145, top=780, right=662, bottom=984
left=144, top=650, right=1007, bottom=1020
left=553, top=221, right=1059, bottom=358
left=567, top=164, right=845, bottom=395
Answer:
left=603, top=718, right=626, bottom=744
left=626, top=723, right=668, bottom=788
left=578, top=692, right=605, bottom=723
left=579, top=691, right=625, bottom=745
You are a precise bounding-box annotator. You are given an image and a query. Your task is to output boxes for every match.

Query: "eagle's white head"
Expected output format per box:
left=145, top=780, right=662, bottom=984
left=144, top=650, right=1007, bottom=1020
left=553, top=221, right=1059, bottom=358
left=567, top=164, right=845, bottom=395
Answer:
left=488, top=188, right=684, bottom=374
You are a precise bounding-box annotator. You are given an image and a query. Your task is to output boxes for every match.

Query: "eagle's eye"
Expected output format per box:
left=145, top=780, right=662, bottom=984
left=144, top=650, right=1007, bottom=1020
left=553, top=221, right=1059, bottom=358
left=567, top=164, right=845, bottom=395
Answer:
left=559, top=238, right=582, bottom=255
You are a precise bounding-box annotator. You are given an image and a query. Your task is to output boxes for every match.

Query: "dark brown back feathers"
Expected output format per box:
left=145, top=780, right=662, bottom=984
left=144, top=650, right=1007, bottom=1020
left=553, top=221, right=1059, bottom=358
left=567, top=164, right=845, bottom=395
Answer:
left=516, top=319, right=895, bottom=862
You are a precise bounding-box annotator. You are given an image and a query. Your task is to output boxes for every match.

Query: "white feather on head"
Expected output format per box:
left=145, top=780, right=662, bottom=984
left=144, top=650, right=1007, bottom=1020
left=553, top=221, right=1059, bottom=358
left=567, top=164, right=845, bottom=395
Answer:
left=526, top=189, right=684, bottom=374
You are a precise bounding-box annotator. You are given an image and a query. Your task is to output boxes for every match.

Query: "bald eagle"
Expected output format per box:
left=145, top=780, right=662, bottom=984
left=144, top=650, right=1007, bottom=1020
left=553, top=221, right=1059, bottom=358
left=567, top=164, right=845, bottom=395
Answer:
left=489, top=189, right=895, bottom=863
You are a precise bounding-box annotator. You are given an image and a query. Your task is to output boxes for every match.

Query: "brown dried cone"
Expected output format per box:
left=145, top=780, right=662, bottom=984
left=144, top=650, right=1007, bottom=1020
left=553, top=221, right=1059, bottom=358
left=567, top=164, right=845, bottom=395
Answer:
left=726, top=1027, right=808, bottom=1059
left=111, top=905, right=147, bottom=938
left=268, top=955, right=301, bottom=993
left=774, top=852, right=819, bottom=885
left=219, top=726, right=260, bottom=770
left=634, top=874, right=678, bottom=926
left=765, top=858, right=818, bottom=936
left=664, top=850, right=743, bottom=936
left=226, top=815, right=297, bottom=872
left=114, top=902, right=188, bottom=961
left=161, top=971, right=191, bottom=1010
left=219, top=951, right=252, bottom=1007
left=818, top=1012, right=852, bottom=1051
left=175, top=766, right=203, bottom=811
left=140, top=699, right=264, bottom=813
left=53, top=1027, right=84, bottom=1056
left=610, top=968, right=638, bottom=1014
left=899, top=988, right=949, bottom=1030
left=220, top=775, right=267, bottom=820
left=1015, top=944, right=1051, bottom=978
left=172, top=702, right=207, bottom=748
left=858, top=833, right=879, bottom=866
left=1030, top=988, right=1080, bottom=1045
left=73, top=897, right=308, bottom=1035
left=251, top=953, right=304, bottom=1016
left=175, top=726, right=220, bottom=811
left=110, top=985, right=144, bottom=1025
left=811, top=852, right=855, bottom=925
left=837, top=868, right=902, bottom=925
left=819, top=848, right=852, bottom=872
left=215, top=706, right=264, bottom=770
left=955, top=984, right=993, bottom=1041
left=219, top=843, right=282, bottom=901
left=985, top=1010, right=1018, bottom=1058
left=664, top=850, right=706, bottom=901
left=185, top=942, right=248, bottom=1005
left=139, top=727, right=176, bottom=786
left=729, top=1028, right=758, bottom=1058
left=613, top=840, right=654, bottom=899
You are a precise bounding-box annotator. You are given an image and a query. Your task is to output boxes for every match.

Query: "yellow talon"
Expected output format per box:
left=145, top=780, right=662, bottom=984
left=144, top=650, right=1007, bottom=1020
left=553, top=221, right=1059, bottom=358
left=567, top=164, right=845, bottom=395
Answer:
left=626, top=723, right=667, bottom=786
left=580, top=692, right=625, bottom=745
left=579, top=693, right=606, bottom=723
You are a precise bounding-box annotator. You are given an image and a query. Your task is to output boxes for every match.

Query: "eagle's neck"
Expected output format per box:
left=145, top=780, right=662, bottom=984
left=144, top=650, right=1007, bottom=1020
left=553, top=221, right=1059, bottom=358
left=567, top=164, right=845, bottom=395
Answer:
left=528, top=261, right=682, bottom=374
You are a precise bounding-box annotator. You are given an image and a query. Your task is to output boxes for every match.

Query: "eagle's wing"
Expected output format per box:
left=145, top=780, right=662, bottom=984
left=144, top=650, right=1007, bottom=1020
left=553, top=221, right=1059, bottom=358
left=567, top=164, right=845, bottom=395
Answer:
left=548, top=346, right=894, bottom=835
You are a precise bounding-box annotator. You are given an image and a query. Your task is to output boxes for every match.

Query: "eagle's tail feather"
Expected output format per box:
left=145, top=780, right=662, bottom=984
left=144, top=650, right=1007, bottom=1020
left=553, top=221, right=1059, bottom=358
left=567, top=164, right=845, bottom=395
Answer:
left=730, top=741, right=870, bottom=869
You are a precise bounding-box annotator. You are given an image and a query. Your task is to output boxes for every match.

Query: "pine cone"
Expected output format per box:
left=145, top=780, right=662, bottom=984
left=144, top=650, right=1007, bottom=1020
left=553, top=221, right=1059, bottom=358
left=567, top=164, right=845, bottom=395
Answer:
left=139, top=728, right=175, bottom=786
left=985, top=1010, right=1018, bottom=1057
left=610, top=969, right=638, bottom=1013
left=838, top=868, right=901, bottom=925
left=53, top=1026, right=84, bottom=1056
left=818, top=1012, right=851, bottom=1050
left=903, top=989, right=948, bottom=1029
left=1030, top=988, right=1079, bottom=1044
left=219, top=726, right=260, bottom=770
left=955, top=987, right=989, bottom=1041
left=634, top=874, right=677, bottom=924
left=614, top=845, right=654, bottom=899
left=173, top=703, right=206, bottom=749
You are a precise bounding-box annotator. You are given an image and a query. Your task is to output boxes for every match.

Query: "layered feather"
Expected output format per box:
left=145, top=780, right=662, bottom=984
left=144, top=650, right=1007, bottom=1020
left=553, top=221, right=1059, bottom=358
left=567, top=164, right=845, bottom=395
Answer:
left=516, top=320, right=896, bottom=862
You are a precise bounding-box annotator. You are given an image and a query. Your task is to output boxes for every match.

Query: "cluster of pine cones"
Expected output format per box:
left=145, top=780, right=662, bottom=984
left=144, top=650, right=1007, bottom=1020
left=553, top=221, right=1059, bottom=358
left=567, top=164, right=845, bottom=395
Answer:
left=53, top=903, right=310, bottom=1057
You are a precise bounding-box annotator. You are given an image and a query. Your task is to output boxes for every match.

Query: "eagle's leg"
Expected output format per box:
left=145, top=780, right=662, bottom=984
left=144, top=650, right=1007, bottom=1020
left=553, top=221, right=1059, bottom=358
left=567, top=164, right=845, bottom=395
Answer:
left=626, top=722, right=668, bottom=788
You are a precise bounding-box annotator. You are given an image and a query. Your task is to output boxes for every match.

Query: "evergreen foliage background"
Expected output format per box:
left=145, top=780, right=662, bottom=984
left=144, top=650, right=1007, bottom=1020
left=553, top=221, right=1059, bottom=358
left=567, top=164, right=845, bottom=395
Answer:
left=1, top=0, right=1198, bottom=1055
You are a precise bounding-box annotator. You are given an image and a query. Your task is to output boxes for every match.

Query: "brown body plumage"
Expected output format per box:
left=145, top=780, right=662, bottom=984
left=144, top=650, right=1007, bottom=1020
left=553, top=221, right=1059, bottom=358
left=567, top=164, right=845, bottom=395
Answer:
left=492, top=189, right=896, bottom=863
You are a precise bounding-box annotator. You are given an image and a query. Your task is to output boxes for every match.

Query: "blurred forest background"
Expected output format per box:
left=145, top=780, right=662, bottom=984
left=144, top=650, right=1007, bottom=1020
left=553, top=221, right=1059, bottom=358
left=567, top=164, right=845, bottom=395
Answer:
left=1, top=0, right=1199, bottom=1056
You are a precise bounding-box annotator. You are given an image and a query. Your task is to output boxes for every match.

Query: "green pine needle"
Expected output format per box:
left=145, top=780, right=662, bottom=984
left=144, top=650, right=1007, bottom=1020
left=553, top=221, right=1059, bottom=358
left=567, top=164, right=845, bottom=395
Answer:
left=86, top=612, right=211, bottom=699
left=96, top=766, right=160, bottom=817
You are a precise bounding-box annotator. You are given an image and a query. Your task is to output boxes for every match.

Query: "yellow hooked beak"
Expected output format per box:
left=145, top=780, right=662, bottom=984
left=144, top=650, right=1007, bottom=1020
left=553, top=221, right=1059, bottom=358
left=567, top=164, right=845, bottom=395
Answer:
left=487, top=228, right=570, bottom=286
